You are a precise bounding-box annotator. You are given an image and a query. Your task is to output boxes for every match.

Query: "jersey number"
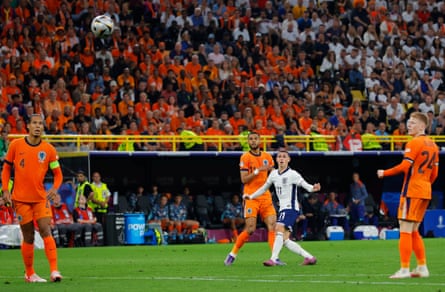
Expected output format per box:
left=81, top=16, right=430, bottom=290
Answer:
left=418, top=151, right=436, bottom=174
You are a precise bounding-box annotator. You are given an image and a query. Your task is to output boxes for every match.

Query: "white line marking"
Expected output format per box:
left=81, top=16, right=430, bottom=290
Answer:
left=0, top=275, right=443, bottom=286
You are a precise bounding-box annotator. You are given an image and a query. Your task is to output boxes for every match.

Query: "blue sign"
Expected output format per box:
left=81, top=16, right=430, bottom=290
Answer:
left=422, top=210, right=445, bottom=237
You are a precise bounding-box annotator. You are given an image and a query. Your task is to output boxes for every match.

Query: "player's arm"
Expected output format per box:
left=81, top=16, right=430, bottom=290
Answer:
left=47, top=160, right=63, bottom=201
left=244, top=177, right=273, bottom=200
left=295, top=172, right=321, bottom=192
left=240, top=169, right=258, bottom=184
left=1, top=160, right=12, bottom=204
left=377, top=158, right=412, bottom=178
left=430, top=157, right=439, bottom=183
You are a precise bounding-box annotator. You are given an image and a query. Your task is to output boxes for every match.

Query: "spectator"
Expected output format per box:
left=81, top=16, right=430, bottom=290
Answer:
left=342, top=121, right=363, bottom=151
left=0, top=128, right=9, bottom=160
left=169, top=194, right=200, bottom=239
left=147, top=185, right=161, bottom=209
left=419, top=95, right=436, bottom=115
left=348, top=62, right=365, bottom=91
left=348, top=172, right=368, bottom=226
left=51, top=194, right=83, bottom=247
left=0, top=0, right=444, bottom=157
left=375, top=122, right=391, bottom=150
left=322, top=191, right=350, bottom=235
left=364, top=194, right=379, bottom=227
left=149, top=194, right=172, bottom=233
left=221, top=194, right=245, bottom=241
left=300, top=193, right=324, bottom=240
left=385, top=96, right=406, bottom=133
left=73, top=194, right=104, bottom=247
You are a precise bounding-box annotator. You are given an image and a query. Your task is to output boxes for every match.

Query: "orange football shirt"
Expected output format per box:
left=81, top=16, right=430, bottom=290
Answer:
left=384, top=135, right=439, bottom=199
left=240, top=151, right=274, bottom=200
left=4, top=138, right=60, bottom=202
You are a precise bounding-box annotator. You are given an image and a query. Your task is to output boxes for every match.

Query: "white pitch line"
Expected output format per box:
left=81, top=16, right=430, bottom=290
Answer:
left=0, top=275, right=444, bottom=287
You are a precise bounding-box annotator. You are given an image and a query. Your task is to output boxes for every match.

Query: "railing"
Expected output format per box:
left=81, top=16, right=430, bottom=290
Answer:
left=9, top=134, right=440, bottom=152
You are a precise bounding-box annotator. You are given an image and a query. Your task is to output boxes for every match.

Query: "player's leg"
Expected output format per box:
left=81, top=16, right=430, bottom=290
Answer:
left=233, top=217, right=245, bottom=240
left=229, top=216, right=255, bottom=253
left=390, top=219, right=414, bottom=278
left=35, top=201, right=62, bottom=282
left=283, top=238, right=317, bottom=265
left=224, top=200, right=258, bottom=265
left=20, top=221, right=38, bottom=278
left=37, top=217, right=59, bottom=271
left=264, top=223, right=285, bottom=266
left=280, top=210, right=316, bottom=265
left=390, top=196, right=416, bottom=279
left=14, top=202, right=43, bottom=282
left=261, top=201, right=277, bottom=251
left=410, top=199, right=430, bottom=278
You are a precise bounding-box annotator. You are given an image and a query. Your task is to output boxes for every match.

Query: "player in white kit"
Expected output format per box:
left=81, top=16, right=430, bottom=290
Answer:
left=244, top=149, right=320, bottom=266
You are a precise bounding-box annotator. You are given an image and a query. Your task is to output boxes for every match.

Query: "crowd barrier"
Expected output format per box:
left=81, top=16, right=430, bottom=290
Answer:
left=10, top=134, right=445, bottom=152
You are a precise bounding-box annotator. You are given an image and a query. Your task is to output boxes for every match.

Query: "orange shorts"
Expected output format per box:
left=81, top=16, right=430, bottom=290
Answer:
left=13, top=200, right=52, bottom=225
left=244, top=198, right=276, bottom=221
left=398, top=197, right=430, bottom=222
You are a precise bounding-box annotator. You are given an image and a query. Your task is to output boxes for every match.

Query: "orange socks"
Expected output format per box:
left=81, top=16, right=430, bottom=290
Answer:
left=231, top=230, right=249, bottom=255
left=412, top=231, right=426, bottom=266
left=399, top=232, right=412, bottom=268
left=21, top=242, right=35, bottom=277
left=268, top=231, right=275, bottom=251
left=43, top=236, right=58, bottom=272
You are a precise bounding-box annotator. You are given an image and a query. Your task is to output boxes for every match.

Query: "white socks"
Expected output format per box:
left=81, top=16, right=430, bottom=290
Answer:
left=271, top=232, right=284, bottom=261
left=284, top=239, right=312, bottom=258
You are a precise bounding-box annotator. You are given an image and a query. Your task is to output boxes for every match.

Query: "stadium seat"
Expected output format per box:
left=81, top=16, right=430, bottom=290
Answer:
left=118, top=196, right=130, bottom=213
left=136, top=196, right=151, bottom=218
left=213, top=196, right=226, bottom=222
left=350, top=90, right=365, bottom=101
left=195, top=195, right=211, bottom=228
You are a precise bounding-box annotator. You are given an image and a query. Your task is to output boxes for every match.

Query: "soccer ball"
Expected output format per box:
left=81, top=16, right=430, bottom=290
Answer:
left=91, top=15, right=114, bottom=38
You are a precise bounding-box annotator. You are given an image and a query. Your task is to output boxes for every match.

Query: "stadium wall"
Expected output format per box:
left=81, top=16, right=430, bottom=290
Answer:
left=85, top=151, right=445, bottom=208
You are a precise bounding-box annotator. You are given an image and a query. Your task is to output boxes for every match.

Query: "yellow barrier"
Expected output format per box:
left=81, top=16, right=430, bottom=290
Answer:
left=5, top=134, right=429, bottom=152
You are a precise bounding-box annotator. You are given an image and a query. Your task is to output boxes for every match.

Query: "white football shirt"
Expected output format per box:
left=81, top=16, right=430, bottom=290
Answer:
left=250, top=167, right=314, bottom=212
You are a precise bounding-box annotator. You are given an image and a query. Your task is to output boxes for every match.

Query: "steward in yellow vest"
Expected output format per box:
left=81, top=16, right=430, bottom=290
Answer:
left=90, top=171, right=111, bottom=225
left=176, top=127, right=204, bottom=151
left=310, top=129, right=329, bottom=151
left=75, top=170, right=94, bottom=209
left=361, top=133, right=383, bottom=150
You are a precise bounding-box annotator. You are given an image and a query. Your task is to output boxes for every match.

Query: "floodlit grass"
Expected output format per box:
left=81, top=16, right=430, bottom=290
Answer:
left=1, top=239, right=444, bottom=291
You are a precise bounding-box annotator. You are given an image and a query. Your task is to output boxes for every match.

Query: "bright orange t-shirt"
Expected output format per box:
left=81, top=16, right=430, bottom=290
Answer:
left=239, top=151, right=274, bottom=200
left=3, top=138, right=60, bottom=202
left=384, top=135, right=439, bottom=199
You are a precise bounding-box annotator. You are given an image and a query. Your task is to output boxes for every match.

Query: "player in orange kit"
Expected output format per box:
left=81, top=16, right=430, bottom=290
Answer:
left=224, top=131, right=278, bottom=266
left=377, top=112, right=439, bottom=279
left=2, top=114, right=64, bottom=283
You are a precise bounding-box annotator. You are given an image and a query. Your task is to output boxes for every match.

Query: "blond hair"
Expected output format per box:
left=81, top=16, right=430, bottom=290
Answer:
left=410, top=112, right=429, bottom=128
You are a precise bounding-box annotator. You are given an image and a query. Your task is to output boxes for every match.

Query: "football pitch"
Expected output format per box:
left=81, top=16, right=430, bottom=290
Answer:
left=1, top=239, right=444, bottom=292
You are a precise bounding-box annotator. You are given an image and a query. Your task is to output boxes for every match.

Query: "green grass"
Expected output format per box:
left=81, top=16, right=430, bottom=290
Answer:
left=1, top=239, right=445, bottom=292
